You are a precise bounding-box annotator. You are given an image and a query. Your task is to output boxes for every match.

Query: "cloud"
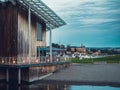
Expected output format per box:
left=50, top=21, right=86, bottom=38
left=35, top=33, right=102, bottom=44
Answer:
left=42, top=0, right=80, bottom=11
left=79, top=18, right=118, bottom=25
left=43, top=0, right=120, bottom=46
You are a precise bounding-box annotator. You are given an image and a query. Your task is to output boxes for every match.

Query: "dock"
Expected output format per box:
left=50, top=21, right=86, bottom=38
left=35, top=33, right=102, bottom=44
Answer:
left=0, top=62, right=70, bottom=85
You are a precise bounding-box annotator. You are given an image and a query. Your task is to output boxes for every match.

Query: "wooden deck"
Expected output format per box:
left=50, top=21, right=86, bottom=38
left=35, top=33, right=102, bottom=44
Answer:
left=0, top=62, right=70, bottom=84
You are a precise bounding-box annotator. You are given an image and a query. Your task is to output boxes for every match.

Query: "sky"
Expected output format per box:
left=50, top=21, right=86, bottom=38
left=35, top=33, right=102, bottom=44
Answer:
left=42, top=0, right=120, bottom=47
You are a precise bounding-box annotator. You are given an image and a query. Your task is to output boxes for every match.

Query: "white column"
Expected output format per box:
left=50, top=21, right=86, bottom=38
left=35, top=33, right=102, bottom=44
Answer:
left=49, top=24, right=52, bottom=62
left=18, top=68, right=21, bottom=85
left=28, top=5, right=31, bottom=64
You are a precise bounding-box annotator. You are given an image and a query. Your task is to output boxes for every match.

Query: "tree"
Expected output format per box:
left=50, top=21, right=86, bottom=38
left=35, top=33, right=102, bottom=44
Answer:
left=60, top=44, right=65, bottom=49
left=67, top=44, right=71, bottom=51
left=52, top=43, right=60, bottom=48
left=75, top=48, right=77, bottom=52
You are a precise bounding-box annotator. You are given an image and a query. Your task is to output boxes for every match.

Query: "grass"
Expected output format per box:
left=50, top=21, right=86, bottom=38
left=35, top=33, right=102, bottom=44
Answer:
left=70, top=55, right=120, bottom=64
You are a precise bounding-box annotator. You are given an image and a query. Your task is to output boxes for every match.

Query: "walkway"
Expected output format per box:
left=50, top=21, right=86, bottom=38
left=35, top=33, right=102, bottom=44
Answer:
left=42, top=64, right=120, bottom=86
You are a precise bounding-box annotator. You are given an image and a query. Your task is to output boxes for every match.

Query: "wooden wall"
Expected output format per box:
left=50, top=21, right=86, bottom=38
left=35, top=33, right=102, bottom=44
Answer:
left=0, top=3, right=18, bottom=57
left=0, top=2, right=46, bottom=62
left=18, top=6, right=46, bottom=58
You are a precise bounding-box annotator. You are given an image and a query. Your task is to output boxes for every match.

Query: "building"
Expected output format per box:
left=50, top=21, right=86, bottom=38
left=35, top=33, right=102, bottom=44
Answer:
left=70, top=44, right=86, bottom=55
left=0, top=0, right=70, bottom=84
left=0, top=0, right=66, bottom=64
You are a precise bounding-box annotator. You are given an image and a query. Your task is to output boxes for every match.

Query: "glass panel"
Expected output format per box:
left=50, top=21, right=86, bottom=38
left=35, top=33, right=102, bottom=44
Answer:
left=36, top=23, right=42, bottom=41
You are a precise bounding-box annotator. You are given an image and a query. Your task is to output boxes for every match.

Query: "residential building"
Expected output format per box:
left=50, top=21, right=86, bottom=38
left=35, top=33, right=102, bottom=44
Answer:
left=70, top=44, right=86, bottom=55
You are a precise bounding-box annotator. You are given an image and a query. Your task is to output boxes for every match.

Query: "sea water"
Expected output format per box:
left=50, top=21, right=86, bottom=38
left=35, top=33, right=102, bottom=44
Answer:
left=0, top=83, right=120, bottom=90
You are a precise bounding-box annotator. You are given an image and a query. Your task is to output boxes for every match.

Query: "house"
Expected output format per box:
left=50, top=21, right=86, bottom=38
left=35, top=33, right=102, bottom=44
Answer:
left=0, top=0, right=66, bottom=64
left=70, top=44, right=86, bottom=55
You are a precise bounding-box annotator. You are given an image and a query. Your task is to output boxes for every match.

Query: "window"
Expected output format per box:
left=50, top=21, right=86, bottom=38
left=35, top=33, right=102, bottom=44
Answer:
left=36, top=23, right=42, bottom=41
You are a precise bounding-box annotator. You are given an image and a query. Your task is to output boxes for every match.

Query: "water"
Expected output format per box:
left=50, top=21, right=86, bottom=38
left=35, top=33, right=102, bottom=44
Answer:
left=70, top=85, right=120, bottom=90
left=0, top=83, right=120, bottom=90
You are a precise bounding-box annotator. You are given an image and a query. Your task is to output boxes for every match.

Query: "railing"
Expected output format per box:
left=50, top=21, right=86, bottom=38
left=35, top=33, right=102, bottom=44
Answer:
left=0, top=56, right=67, bottom=65
left=0, top=57, right=17, bottom=64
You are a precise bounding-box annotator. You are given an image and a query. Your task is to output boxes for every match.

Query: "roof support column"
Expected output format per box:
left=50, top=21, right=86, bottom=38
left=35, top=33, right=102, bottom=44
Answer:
left=28, top=5, right=31, bottom=64
left=49, top=24, right=52, bottom=62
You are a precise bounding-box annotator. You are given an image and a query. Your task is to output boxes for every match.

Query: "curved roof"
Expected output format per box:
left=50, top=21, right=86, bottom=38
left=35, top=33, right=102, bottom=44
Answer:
left=0, top=0, right=66, bottom=30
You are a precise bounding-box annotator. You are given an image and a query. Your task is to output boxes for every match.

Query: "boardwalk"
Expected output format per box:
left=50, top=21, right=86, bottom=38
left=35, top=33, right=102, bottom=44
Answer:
left=42, top=64, right=120, bottom=86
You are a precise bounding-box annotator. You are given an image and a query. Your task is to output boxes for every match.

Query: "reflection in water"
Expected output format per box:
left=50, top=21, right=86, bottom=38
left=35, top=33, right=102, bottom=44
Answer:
left=0, top=83, right=120, bottom=90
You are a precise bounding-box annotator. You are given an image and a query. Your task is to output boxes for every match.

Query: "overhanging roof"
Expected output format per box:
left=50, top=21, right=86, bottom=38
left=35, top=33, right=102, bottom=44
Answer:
left=0, top=0, right=66, bottom=30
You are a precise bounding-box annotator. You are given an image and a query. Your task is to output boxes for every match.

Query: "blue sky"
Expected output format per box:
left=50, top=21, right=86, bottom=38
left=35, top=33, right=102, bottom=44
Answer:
left=42, top=0, right=120, bottom=47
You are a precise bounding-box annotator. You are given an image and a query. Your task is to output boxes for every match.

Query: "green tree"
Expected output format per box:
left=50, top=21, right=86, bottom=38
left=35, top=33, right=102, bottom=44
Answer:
left=67, top=44, right=71, bottom=51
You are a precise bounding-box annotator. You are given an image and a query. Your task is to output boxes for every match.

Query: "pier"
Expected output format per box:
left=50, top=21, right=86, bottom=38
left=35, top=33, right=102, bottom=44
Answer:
left=0, top=62, right=70, bottom=84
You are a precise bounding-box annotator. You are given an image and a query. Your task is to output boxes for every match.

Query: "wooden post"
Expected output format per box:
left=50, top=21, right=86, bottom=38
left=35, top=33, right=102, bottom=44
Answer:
left=64, top=84, right=67, bottom=90
left=18, top=68, right=21, bottom=84
left=7, top=84, right=9, bottom=90
left=47, top=84, right=50, bottom=90
left=6, top=69, right=9, bottom=83
left=18, top=86, right=21, bottom=90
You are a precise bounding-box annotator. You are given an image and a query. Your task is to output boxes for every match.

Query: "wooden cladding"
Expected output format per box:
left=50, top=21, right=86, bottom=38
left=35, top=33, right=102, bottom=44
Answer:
left=0, top=2, right=46, bottom=59
left=0, top=3, right=18, bottom=57
left=18, top=6, right=46, bottom=57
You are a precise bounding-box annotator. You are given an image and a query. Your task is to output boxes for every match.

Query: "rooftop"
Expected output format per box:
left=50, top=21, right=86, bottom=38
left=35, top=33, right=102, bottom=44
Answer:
left=0, top=0, right=66, bottom=30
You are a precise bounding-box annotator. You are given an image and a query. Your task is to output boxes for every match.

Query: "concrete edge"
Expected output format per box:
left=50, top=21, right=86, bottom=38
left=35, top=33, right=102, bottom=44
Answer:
left=39, top=80, right=120, bottom=87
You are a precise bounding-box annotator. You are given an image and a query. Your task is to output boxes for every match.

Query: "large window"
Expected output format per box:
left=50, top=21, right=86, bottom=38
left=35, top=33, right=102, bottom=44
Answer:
left=36, top=23, right=42, bottom=41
